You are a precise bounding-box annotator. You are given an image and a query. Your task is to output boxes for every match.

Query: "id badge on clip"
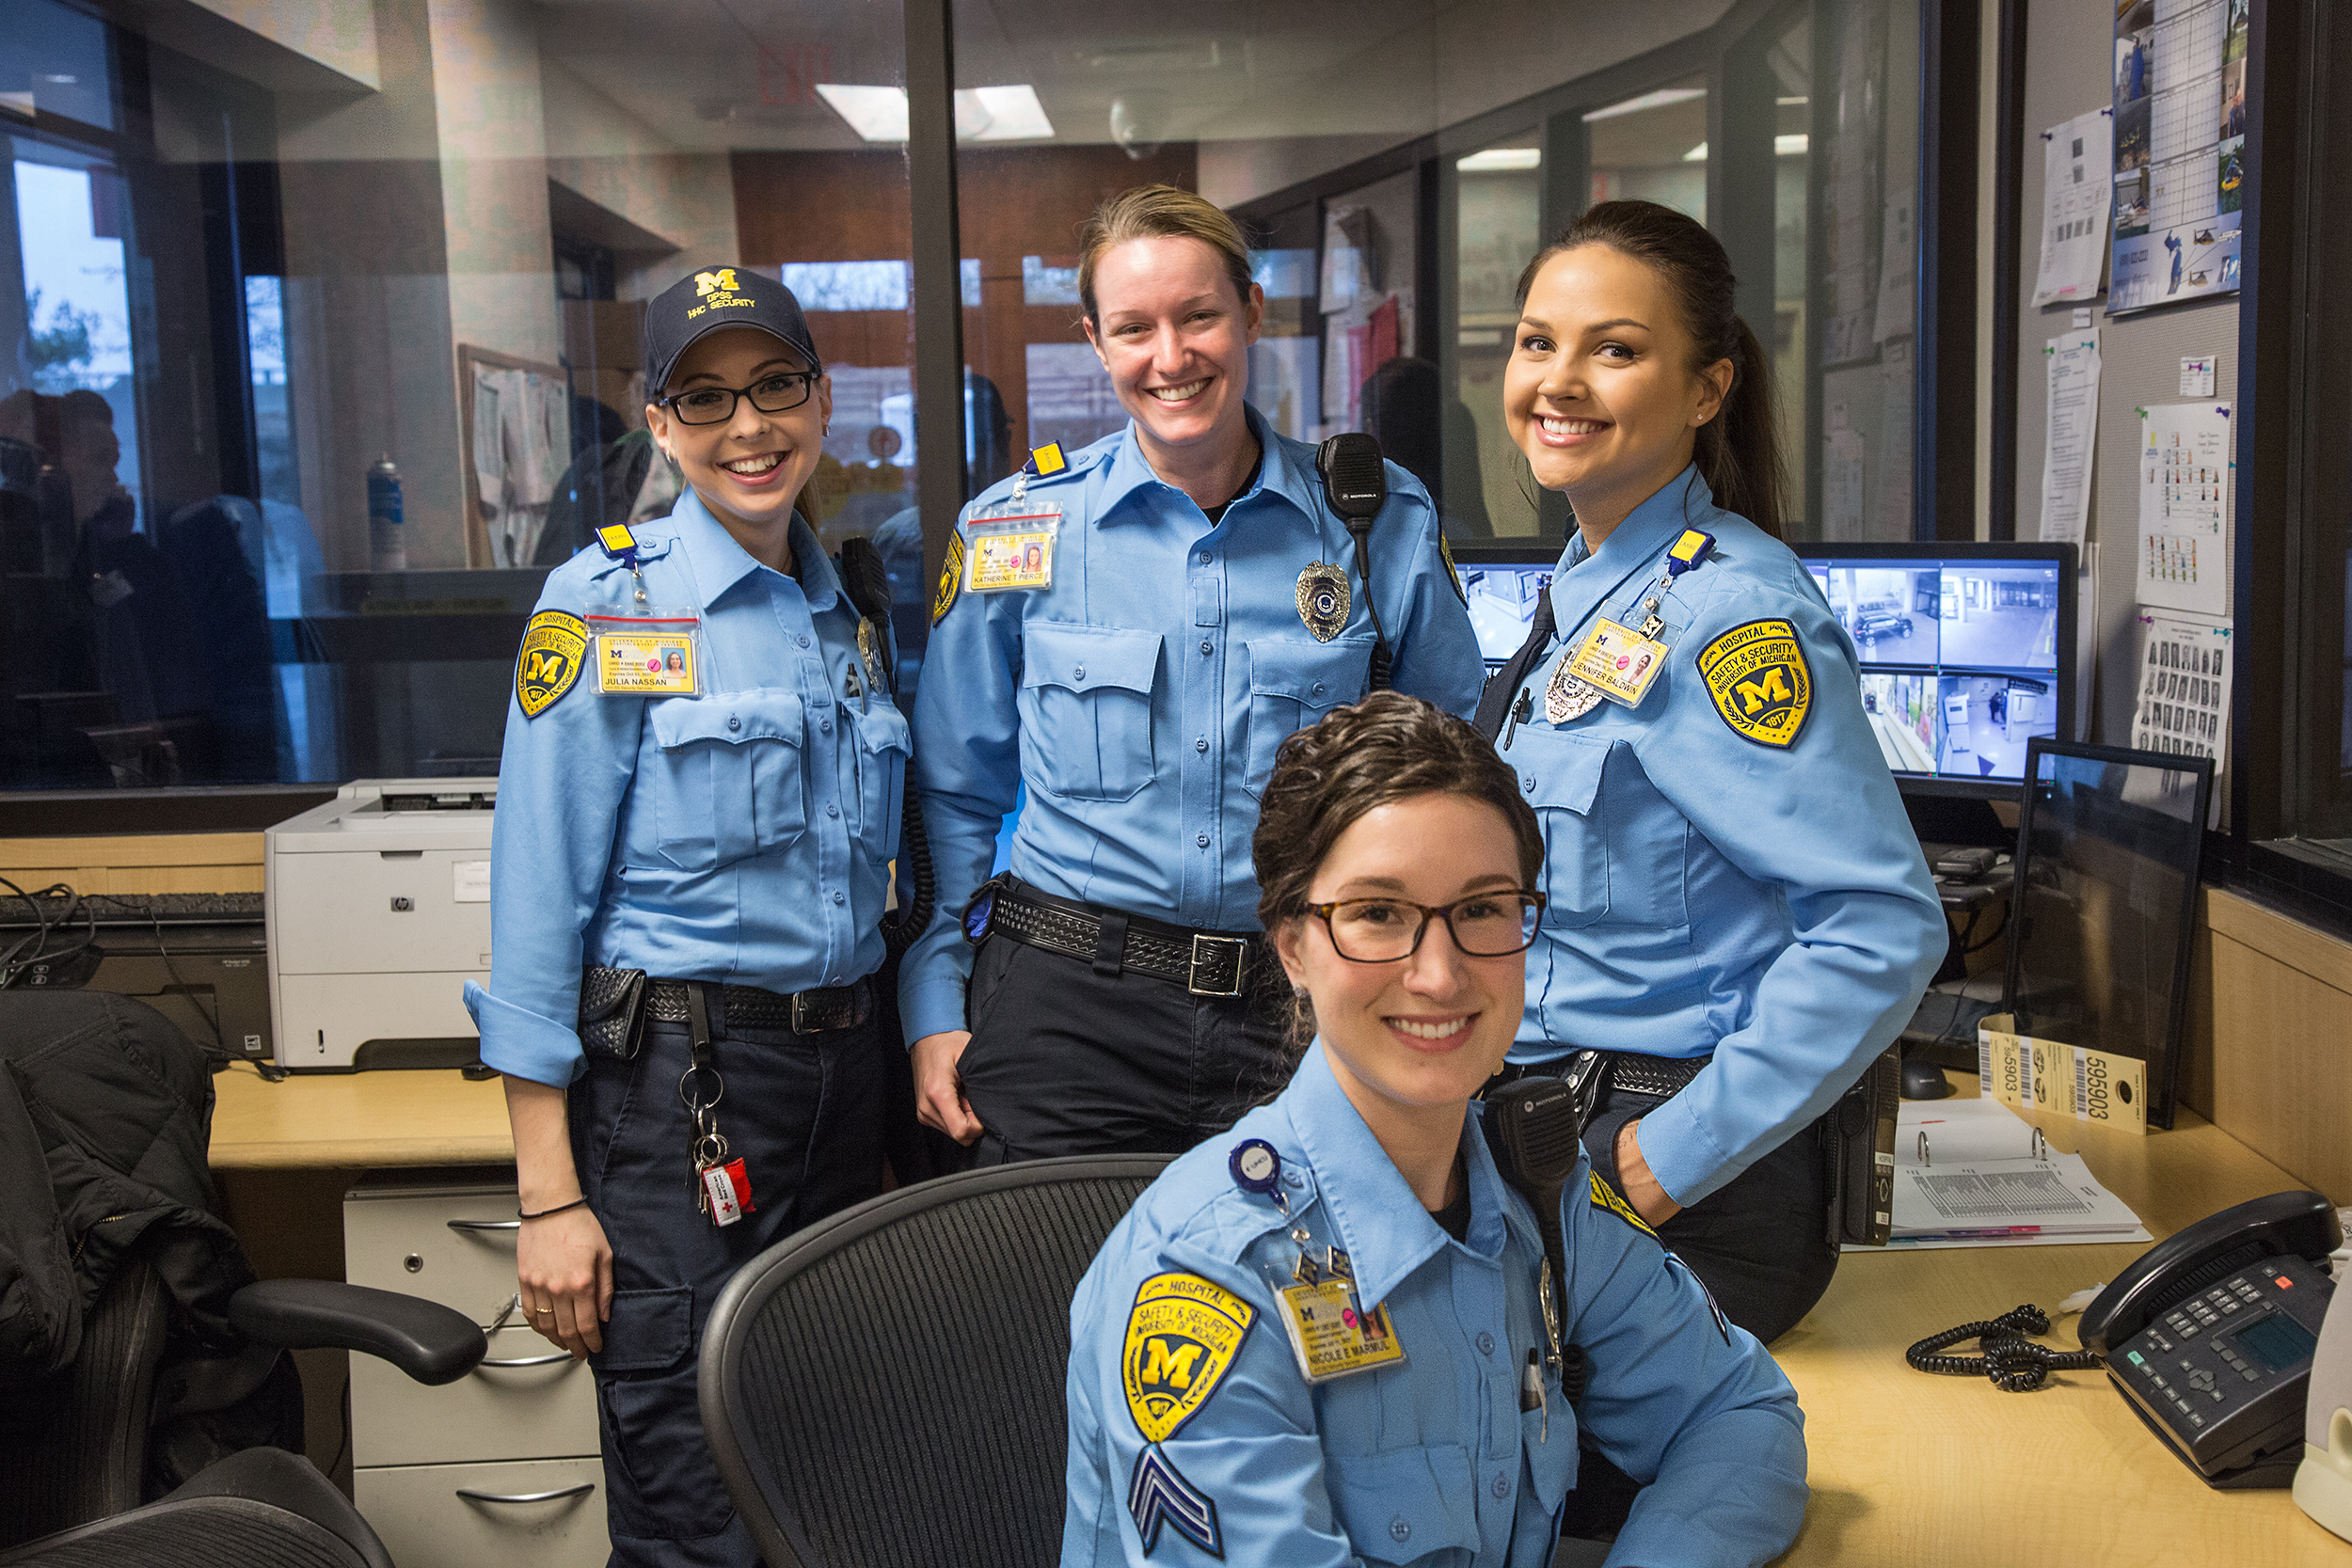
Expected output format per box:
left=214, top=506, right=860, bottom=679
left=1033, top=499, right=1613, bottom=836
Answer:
left=1275, top=1244, right=1405, bottom=1383
left=1566, top=617, right=1670, bottom=708
left=963, top=509, right=1061, bottom=594
left=590, top=610, right=704, bottom=696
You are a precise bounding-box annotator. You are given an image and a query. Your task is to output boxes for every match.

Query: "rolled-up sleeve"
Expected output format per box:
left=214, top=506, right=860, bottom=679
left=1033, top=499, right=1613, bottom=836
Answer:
left=463, top=585, right=642, bottom=1087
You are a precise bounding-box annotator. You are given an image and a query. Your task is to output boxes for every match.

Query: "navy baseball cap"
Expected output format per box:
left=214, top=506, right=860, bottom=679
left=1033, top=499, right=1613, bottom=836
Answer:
left=642, top=266, right=821, bottom=395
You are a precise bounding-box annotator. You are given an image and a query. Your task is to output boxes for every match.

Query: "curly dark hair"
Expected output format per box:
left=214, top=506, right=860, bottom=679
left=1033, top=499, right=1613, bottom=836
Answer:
left=1250, top=691, right=1543, bottom=1050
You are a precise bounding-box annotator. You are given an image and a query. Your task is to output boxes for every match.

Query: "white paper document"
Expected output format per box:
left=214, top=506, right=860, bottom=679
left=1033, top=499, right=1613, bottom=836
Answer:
left=2136, top=401, right=2232, bottom=615
left=2039, top=329, right=2102, bottom=544
left=2035, top=108, right=2115, bottom=305
left=1865, top=1098, right=2149, bottom=1250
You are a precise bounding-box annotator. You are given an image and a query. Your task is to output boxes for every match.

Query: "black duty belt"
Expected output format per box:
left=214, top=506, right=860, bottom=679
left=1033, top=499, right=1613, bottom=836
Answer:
left=964, top=877, right=1260, bottom=999
left=644, top=975, right=871, bottom=1034
left=1605, top=1052, right=1711, bottom=1100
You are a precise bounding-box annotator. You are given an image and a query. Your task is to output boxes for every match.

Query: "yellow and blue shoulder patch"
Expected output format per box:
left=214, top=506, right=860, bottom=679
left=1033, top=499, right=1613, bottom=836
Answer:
left=1589, top=1171, right=1658, bottom=1238
left=931, top=532, right=965, bottom=625
left=1438, top=534, right=1466, bottom=604
left=1123, top=1273, right=1251, bottom=1558
left=1695, top=618, right=1812, bottom=749
left=1122, top=1272, right=1254, bottom=1444
left=515, top=610, right=587, bottom=719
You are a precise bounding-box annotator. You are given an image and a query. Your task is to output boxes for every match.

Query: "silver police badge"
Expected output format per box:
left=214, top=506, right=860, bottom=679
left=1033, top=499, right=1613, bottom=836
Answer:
left=1545, top=653, right=1604, bottom=723
left=1295, top=562, right=1350, bottom=642
left=856, top=619, right=885, bottom=692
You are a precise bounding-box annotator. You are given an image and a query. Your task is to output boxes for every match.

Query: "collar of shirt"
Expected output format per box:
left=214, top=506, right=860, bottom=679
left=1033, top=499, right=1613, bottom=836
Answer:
left=602, top=490, right=843, bottom=613
left=1544, top=464, right=1720, bottom=644
left=1276, top=1043, right=1530, bottom=1311
left=1091, top=403, right=1317, bottom=529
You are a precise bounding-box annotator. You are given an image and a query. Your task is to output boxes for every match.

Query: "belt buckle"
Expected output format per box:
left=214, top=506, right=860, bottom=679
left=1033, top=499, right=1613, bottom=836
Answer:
left=789, top=991, right=816, bottom=1033
left=1187, top=934, right=1248, bottom=998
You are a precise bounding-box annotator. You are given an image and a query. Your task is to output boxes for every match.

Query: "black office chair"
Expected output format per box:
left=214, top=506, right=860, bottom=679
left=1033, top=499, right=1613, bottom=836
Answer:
left=700, top=1154, right=1174, bottom=1568
left=0, top=1269, right=485, bottom=1568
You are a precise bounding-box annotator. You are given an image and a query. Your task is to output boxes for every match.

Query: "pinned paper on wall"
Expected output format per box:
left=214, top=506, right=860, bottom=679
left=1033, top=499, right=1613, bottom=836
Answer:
left=2034, top=107, right=2114, bottom=305
left=2135, top=401, right=2231, bottom=616
left=2038, top=328, right=2101, bottom=544
left=2131, top=609, right=2231, bottom=823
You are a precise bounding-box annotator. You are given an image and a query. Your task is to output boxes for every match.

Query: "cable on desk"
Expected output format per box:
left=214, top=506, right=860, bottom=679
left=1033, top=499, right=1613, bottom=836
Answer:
left=1906, top=1304, right=2103, bottom=1391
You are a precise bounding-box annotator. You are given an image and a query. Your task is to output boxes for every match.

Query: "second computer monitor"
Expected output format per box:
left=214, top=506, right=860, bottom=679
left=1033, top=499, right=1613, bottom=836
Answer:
left=1792, top=541, right=2077, bottom=797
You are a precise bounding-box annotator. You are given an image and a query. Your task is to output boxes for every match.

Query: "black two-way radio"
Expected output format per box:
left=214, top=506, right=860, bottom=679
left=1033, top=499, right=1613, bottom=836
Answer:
left=1482, top=1074, right=1593, bottom=1404
left=1315, top=432, right=1393, bottom=692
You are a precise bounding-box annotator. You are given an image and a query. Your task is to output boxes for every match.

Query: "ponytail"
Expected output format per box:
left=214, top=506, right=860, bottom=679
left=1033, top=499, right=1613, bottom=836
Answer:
left=1516, top=200, right=1788, bottom=540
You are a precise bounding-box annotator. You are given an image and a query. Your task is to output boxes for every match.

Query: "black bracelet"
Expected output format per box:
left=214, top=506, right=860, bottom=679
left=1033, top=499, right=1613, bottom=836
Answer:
left=517, top=1196, right=590, bottom=1221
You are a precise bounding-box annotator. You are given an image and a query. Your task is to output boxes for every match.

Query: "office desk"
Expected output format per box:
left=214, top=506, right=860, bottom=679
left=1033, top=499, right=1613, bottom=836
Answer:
left=210, top=1061, right=515, bottom=1169
left=1774, top=1075, right=2347, bottom=1565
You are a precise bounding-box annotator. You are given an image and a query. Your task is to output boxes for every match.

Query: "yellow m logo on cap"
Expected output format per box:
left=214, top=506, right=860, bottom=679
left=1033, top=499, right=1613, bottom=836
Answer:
left=695, top=268, right=739, bottom=296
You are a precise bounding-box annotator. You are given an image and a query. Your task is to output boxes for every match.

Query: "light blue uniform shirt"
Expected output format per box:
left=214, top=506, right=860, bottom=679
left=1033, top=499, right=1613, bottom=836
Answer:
left=464, top=496, right=909, bottom=1087
left=1063, top=1044, right=1807, bottom=1568
left=900, top=411, right=1485, bottom=1043
left=1501, top=469, right=1944, bottom=1205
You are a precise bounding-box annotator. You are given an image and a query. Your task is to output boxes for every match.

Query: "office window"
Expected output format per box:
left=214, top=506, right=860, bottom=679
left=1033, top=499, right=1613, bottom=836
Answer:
left=1, top=0, right=913, bottom=791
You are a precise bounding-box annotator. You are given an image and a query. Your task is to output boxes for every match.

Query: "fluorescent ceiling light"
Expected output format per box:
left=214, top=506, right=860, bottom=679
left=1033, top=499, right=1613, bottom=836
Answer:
left=818, top=84, right=909, bottom=142
left=818, top=83, right=1055, bottom=143
left=1583, top=87, right=1705, bottom=123
left=961, top=84, right=1055, bottom=141
left=1456, top=147, right=1541, bottom=172
left=1777, top=95, right=1809, bottom=105
left=1681, top=135, right=1806, bottom=163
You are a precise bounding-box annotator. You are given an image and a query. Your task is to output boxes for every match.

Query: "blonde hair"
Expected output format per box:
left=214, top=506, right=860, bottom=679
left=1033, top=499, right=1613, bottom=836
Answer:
left=1075, top=183, right=1255, bottom=327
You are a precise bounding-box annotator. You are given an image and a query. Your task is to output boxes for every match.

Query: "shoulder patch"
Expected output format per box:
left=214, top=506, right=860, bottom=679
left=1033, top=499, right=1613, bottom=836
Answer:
left=1589, top=1171, right=1658, bottom=1238
left=1438, top=534, right=1466, bottom=604
left=1695, top=618, right=1812, bottom=749
left=515, top=610, right=587, bottom=718
left=1121, top=1272, right=1256, bottom=1445
left=931, top=532, right=965, bottom=625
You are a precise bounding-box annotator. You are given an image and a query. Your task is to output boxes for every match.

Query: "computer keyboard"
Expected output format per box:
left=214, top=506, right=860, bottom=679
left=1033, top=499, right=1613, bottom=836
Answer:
left=0, top=890, right=265, bottom=928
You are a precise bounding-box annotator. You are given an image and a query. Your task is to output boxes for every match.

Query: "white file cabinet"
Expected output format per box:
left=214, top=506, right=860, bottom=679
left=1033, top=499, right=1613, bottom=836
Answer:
left=345, top=1176, right=609, bottom=1568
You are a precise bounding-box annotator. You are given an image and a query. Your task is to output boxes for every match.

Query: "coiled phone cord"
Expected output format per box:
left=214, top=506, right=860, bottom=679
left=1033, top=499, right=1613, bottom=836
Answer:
left=1905, top=1304, right=2103, bottom=1391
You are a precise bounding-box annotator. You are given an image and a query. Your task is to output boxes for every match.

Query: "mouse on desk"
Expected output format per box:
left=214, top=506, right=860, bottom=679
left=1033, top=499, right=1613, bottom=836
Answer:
left=1900, top=1053, right=1955, bottom=1101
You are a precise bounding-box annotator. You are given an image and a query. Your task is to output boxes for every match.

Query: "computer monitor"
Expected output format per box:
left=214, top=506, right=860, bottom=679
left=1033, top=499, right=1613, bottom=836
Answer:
left=1790, top=541, right=2077, bottom=800
left=1449, top=539, right=1565, bottom=673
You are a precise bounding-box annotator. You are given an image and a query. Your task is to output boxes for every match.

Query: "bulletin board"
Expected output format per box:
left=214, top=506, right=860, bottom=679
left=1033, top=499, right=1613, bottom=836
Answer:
left=457, top=344, right=574, bottom=570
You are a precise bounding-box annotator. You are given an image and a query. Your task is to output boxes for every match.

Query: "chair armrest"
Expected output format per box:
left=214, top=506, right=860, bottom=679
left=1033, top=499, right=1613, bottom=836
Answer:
left=230, top=1279, right=488, bottom=1386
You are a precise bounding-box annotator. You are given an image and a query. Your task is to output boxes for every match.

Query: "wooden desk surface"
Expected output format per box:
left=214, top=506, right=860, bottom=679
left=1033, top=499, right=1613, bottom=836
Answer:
left=1774, top=1075, right=2348, bottom=1565
left=209, top=1062, right=514, bottom=1169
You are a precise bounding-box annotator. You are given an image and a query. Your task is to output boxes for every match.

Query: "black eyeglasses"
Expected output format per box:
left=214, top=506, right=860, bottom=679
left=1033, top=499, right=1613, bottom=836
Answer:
left=655, top=372, right=818, bottom=425
left=1303, top=891, right=1547, bottom=963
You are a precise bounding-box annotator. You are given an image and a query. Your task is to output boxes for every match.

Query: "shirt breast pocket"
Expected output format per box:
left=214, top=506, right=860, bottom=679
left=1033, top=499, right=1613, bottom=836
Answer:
left=1244, top=638, right=1370, bottom=798
left=845, top=700, right=911, bottom=863
left=1516, top=728, right=1611, bottom=928
left=1325, top=1443, right=1481, bottom=1566
left=1018, top=623, right=1161, bottom=802
left=647, top=690, right=809, bottom=872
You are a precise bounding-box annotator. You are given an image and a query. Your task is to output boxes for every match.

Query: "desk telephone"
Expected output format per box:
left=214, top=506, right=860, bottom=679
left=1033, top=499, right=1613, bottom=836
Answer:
left=2078, top=1190, right=2341, bottom=1489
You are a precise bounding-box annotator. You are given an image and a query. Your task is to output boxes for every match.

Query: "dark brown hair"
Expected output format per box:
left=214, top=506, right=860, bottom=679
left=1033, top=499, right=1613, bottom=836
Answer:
left=1076, top=183, right=1255, bottom=329
left=1517, top=199, right=1788, bottom=539
left=1252, top=692, right=1544, bottom=1048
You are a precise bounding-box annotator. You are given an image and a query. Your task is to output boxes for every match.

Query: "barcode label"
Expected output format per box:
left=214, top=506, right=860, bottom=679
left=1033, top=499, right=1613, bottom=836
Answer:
left=2074, top=1049, right=2090, bottom=1121
left=1978, top=1038, right=1994, bottom=1096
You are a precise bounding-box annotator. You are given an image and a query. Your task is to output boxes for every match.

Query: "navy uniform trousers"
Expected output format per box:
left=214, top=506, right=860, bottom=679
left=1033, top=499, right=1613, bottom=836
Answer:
left=569, top=996, right=884, bottom=1568
left=957, top=921, right=1292, bottom=1165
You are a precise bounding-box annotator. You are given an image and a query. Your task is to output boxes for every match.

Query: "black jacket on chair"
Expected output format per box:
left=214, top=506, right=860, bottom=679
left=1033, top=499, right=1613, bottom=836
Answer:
left=0, top=990, right=253, bottom=1391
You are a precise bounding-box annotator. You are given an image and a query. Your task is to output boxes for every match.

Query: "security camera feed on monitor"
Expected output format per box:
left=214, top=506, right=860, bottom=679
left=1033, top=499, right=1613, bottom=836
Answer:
left=1806, top=560, right=2063, bottom=784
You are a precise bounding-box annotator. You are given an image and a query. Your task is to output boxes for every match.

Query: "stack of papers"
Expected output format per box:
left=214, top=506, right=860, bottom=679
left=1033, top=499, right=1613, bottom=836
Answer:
left=1860, top=1097, right=2151, bottom=1251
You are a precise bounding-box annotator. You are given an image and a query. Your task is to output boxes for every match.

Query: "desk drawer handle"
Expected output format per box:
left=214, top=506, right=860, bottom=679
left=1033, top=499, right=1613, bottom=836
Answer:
left=446, top=1218, right=522, bottom=1232
left=454, top=1482, right=596, bottom=1505
left=477, top=1351, right=574, bottom=1369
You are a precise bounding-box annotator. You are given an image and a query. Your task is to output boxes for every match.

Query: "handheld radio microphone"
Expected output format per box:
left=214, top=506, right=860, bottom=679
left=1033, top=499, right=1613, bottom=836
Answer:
left=1315, top=433, right=1393, bottom=691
